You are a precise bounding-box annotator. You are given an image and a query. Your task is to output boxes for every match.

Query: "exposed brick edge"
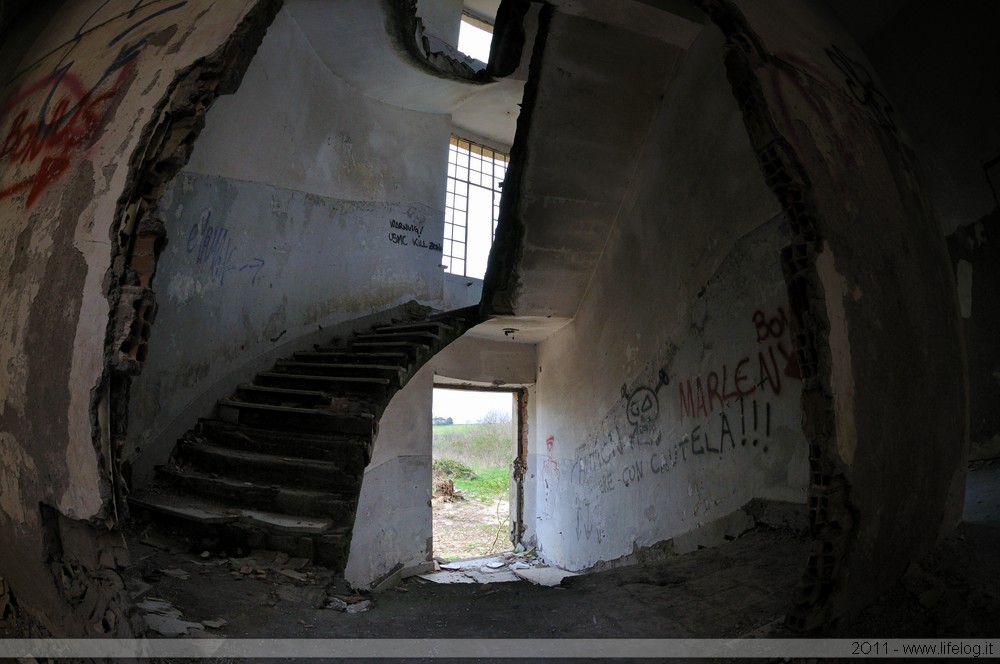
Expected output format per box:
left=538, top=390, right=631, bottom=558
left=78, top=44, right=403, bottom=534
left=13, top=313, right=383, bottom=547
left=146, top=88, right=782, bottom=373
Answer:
left=692, top=0, right=857, bottom=632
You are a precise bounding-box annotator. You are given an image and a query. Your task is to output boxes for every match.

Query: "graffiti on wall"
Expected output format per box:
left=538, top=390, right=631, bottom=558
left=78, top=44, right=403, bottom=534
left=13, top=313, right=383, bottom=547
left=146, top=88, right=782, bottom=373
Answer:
left=186, top=210, right=266, bottom=286
left=387, top=218, right=442, bottom=253
left=825, top=45, right=897, bottom=134
left=565, top=307, right=802, bottom=530
left=542, top=435, right=560, bottom=489
left=0, top=1, right=188, bottom=208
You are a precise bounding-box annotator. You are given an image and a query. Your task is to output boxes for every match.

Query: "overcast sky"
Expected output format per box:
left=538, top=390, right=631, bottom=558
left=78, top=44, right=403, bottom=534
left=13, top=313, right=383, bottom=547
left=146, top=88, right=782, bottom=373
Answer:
left=432, top=387, right=515, bottom=424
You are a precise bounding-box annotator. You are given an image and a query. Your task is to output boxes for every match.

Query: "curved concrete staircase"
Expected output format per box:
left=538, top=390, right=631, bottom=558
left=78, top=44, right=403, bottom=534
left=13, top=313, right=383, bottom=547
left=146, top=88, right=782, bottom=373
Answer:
left=129, top=304, right=482, bottom=570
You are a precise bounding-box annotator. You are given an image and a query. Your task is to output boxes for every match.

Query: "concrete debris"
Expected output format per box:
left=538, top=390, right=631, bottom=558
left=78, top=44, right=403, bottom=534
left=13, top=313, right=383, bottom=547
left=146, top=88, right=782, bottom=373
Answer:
left=158, top=568, right=190, bottom=580
left=0, top=577, right=11, bottom=619
left=143, top=613, right=204, bottom=637
left=138, top=598, right=204, bottom=637
left=346, top=600, right=372, bottom=613
left=419, top=552, right=554, bottom=584
left=277, top=569, right=308, bottom=582
left=325, top=594, right=373, bottom=613
left=513, top=566, right=579, bottom=587
left=284, top=557, right=310, bottom=570
left=201, top=618, right=227, bottom=629
left=137, top=598, right=182, bottom=617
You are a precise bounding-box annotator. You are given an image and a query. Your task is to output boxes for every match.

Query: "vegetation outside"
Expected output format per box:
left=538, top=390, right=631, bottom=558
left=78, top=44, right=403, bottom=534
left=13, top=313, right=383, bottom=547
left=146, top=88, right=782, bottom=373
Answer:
left=432, top=408, right=514, bottom=559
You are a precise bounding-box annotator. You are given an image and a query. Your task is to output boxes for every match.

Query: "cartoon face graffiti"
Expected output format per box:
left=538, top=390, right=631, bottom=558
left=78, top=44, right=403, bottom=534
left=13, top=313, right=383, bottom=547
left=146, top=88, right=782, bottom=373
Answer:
left=620, top=369, right=669, bottom=446
left=626, top=386, right=659, bottom=429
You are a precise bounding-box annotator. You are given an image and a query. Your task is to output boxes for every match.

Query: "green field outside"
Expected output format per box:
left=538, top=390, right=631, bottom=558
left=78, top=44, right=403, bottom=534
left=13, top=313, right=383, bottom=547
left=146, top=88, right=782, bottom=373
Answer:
left=432, top=414, right=513, bottom=499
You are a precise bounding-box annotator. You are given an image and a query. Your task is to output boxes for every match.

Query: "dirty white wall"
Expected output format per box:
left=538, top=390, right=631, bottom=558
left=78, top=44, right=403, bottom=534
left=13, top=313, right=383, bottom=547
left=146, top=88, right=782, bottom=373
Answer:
left=128, top=7, right=456, bottom=485
left=0, top=0, right=268, bottom=635
left=346, top=335, right=536, bottom=588
left=529, top=24, right=806, bottom=571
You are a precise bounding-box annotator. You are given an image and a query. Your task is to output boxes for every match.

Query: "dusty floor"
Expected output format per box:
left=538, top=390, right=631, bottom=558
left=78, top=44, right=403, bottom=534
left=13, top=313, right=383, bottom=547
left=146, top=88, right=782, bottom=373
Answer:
left=2, top=465, right=997, bottom=662
left=432, top=493, right=510, bottom=560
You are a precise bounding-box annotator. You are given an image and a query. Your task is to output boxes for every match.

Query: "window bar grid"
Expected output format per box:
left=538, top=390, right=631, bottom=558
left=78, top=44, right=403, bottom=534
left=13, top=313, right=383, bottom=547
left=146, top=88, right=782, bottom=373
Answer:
left=444, top=136, right=509, bottom=278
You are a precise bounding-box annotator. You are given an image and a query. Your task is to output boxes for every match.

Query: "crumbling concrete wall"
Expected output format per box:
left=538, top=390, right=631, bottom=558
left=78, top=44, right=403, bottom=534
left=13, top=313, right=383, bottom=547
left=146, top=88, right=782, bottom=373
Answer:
left=695, top=0, right=966, bottom=629
left=0, top=0, right=276, bottom=636
left=529, top=23, right=806, bottom=571
left=346, top=335, right=536, bottom=588
left=127, top=7, right=457, bottom=486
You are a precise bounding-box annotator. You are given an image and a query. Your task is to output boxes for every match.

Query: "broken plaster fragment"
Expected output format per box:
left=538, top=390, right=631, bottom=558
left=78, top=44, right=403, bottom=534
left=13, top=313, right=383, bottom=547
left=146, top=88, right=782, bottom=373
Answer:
left=158, top=568, right=190, bottom=580
left=324, top=598, right=349, bottom=611
left=278, top=569, right=308, bottom=582
left=201, top=618, right=228, bottom=629
left=346, top=600, right=372, bottom=613
left=143, top=613, right=203, bottom=637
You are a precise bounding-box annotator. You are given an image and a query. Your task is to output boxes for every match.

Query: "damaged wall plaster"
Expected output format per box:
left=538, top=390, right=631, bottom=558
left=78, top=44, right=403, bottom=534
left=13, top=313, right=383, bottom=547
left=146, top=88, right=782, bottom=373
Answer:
left=695, top=0, right=966, bottom=630
left=526, top=20, right=805, bottom=572
left=127, top=7, right=461, bottom=488
left=0, top=0, right=279, bottom=636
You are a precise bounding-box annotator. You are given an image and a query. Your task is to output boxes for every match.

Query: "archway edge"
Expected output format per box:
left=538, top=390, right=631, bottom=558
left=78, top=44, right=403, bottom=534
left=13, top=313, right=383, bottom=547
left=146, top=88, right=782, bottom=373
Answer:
left=694, top=0, right=968, bottom=630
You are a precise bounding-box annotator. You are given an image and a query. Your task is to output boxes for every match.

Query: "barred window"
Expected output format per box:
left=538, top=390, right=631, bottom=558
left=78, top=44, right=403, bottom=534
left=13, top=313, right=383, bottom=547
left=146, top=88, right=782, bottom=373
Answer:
left=443, top=136, right=509, bottom=279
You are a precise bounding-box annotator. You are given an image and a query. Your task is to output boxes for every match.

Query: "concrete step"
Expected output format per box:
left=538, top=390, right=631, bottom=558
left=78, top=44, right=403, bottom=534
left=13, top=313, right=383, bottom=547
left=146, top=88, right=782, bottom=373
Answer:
left=352, top=330, right=442, bottom=345
left=129, top=488, right=335, bottom=534
left=176, top=438, right=361, bottom=491
left=235, top=384, right=331, bottom=408
left=195, top=420, right=371, bottom=470
left=294, top=350, right=410, bottom=367
left=216, top=399, right=375, bottom=435
left=254, top=372, right=391, bottom=399
left=373, top=320, right=455, bottom=335
left=157, top=466, right=356, bottom=521
left=128, top=488, right=352, bottom=569
left=272, top=361, right=405, bottom=385
left=345, top=340, right=430, bottom=363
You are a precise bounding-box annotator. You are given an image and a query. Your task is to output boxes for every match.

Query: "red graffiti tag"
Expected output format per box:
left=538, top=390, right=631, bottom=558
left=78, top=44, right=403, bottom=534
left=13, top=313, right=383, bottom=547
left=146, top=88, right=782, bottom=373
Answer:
left=678, top=308, right=801, bottom=420
left=0, top=67, right=131, bottom=208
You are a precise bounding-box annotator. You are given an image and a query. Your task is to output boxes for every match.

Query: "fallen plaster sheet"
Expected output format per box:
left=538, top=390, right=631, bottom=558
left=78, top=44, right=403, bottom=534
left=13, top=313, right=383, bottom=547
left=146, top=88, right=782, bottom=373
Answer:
left=513, top=566, right=579, bottom=587
left=418, top=552, right=574, bottom=585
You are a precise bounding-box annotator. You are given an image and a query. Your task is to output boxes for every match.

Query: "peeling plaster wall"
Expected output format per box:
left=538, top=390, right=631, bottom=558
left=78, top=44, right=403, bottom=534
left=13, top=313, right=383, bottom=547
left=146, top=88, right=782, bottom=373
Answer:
left=0, top=0, right=263, bottom=636
left=700, top=0, right=966, bottom=628
left=346, top=337, right=536, bottom=588
left=128, top=8, right=456, bottom=486
left=530, top=24, right=805, bottom=571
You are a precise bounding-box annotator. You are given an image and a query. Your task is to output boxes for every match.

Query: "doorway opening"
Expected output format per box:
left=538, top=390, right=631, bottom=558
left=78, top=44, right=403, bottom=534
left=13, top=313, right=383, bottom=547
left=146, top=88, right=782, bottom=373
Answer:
left=431, top=386, right=522, bottom=561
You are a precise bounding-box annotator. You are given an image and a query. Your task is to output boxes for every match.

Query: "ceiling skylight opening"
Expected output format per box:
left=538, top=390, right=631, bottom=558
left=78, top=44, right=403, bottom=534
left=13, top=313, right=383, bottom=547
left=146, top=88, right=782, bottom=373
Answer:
left=458, top=15, right=493, bottom=64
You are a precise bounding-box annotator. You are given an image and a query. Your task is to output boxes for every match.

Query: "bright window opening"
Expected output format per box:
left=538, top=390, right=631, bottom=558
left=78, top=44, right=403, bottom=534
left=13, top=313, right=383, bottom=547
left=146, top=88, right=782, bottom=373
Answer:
left=444, top=136, right=509, bottom=279
left=458, top=15, right=493, bottom=63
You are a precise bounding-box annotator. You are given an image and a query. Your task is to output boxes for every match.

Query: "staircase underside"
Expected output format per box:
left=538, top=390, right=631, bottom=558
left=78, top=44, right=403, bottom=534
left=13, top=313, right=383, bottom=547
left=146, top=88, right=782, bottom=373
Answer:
left=129, top=303, right=482, bottom=570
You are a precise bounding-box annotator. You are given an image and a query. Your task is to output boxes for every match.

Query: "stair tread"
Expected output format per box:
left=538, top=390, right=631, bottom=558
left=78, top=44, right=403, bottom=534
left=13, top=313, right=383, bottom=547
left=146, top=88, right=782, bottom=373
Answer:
left=257, top=371, right=391, bottom=385
left=374, top=321, right=454, bottom=333
left=354, top=331, right=440, bottom=341
left=348, top=341, right=430, bottom=348
left=296, top=351, right=408, bottom=361
left=180, top=439, right=355, bottom=473
left=238, top=384, right=329, bottom=398
left=274, top=361, right=404, bottom=371
left=161, top=465, right=355, bottom=499
left=217, top=398, right=375, bottom=419
left=129, top=489, right=337, bottom=534
left=198, top=419, right=371, bottom=444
